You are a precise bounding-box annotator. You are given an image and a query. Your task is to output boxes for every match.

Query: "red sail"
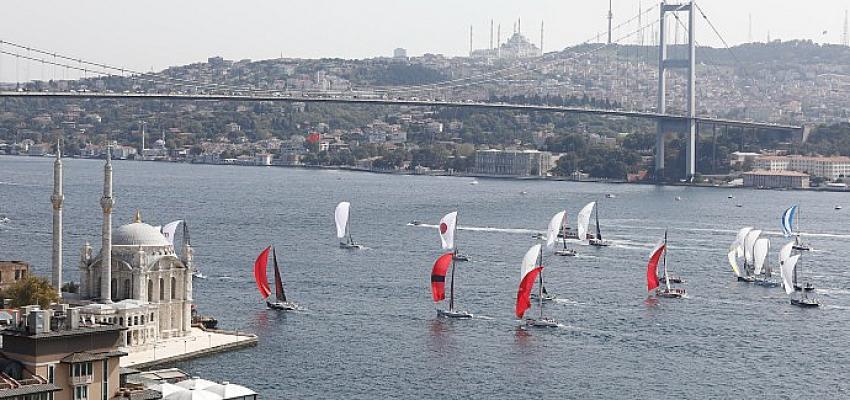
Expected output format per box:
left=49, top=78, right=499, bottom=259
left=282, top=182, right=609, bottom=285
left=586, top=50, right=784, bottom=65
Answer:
left=515, top=266, right=543, bottom=319
left=646, top=243, right=665, bottom=292
left=430, top=253, right=454, bottom=302
left=254, top=246, right=272, bottom=299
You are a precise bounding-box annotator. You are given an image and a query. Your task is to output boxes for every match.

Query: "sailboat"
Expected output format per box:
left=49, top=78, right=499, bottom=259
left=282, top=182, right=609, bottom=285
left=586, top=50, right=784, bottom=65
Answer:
left=646, top=230, right=686, bottom=299
left=430, top=252, right=473, bottom=319
left=335, top=202, right=363, bottom=249
left=779, top=243, right=818, bottom=307
left=782, top=205, right=810, bottom=251
left=588, top=201, right=610, bottom=247
left=516, top=244, right=558, bottom=328
left=438, top=211, right=470, bottom=262
left=753, top=238, right=779, bottom=288
left=741, top=228, right=762, bottom=282
left=551, top=210, right=577, bottom=257
left=253, top=246, right=297, bottom=310
left=528, top=211, right=567, bottom=303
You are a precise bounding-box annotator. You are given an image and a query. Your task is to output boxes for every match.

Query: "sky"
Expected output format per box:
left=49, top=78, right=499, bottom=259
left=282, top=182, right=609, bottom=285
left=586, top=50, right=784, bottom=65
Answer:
left=1, top=0, right=849, bottom=82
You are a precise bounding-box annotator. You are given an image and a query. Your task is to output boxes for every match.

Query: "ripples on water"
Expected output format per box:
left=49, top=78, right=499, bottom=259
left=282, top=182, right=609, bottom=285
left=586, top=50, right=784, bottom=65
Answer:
left=2, top=155, right=850, bottom=398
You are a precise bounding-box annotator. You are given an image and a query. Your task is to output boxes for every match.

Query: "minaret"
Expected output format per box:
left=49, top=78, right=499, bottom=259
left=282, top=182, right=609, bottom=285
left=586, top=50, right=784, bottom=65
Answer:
left=100, top=145, right=114, bottom=303
left=51, top=140, right=64, bottom=298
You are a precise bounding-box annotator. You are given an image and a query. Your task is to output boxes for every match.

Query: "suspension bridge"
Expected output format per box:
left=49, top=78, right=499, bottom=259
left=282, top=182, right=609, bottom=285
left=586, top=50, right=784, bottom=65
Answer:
left=0, top=1, right=807, bottom=179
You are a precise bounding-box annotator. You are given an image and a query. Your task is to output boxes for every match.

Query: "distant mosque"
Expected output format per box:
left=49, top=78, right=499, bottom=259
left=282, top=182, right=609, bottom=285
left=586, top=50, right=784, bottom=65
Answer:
left=470, top=18, right=543, bottom=60
left=50, top=145, right=195, bottom=350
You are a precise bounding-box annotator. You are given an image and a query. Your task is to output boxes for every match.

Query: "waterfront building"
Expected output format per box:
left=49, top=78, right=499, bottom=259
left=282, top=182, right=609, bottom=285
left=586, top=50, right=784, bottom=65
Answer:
left=76, top=150, right=194, bottom=349
left=473, top=149, right=554, bottom=176
left=753, top=155, right=850, bottom=180
left=0, top=305, right=126, bottom=400
left=0, top=261, right=29, bottom=292
left=742, top=170, right=810, bottom=188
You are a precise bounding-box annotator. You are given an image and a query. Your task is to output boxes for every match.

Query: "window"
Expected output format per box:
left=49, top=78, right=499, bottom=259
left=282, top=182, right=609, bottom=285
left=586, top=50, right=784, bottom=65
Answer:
left=147, top=280, right=153, bottom=302
left=74, top=385, right=88, bottom=400
left=171, top=277, right=177, bottom=299
left=123, top=279, right=131, bottom=299
left=97, top=278, right=102, bottom=298
left=47, top=364, right=55, bottom=383
left=159, top=278, right=164, bottom=300
left=14, top=270, right=20, bottom=280
left=71, top=362, right=92, bottom=377
left=110, top=279, right=117, bottom=300
left=102, top=359, right=108, bottom=400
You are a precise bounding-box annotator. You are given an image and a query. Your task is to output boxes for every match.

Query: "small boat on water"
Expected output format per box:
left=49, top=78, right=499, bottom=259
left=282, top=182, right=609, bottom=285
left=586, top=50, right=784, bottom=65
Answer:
left=647, top=231, right=686, bottom=299
left=516, top=244, right=558, bottom=328
left=548, top=210, right=576, bottom=257
left=779, top=247, right=818, bottom=307
left=588, top=202, right=610, bottom=247
left=836, top=205, right=843, bottom=210
left=606, top=193, right=616, bottom=199
left=335, top=201, right=363, bottom=249
left=470, top=179, right=479, bottom=185
left=431, top=252, right=473, bottom=319
left=254, top=246, right=298, bottom=310
left=410, top=219, right=422, bottom=226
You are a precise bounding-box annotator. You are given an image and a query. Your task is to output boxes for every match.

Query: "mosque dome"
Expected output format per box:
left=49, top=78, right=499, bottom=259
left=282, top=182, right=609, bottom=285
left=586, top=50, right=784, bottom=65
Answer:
left=113, top=211, right=170, bottom=247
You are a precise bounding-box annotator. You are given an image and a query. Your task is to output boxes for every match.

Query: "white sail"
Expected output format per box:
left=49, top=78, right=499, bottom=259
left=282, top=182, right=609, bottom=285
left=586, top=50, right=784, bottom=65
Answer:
left=778, top=241, right=794, bottom=266
left=521, top=244, right=542, bottom=279
left=735, top=227, right=753, bottom=257
left=576, top=202, right=596, bottom=242
left=753, top=238, right=769, bottom=276
left=439, top=211, right=458, bottom=250
left=743, top=229, right=762, bottom=264
left=546, top=210, right=566, bottom=249
left=727, top=244, right=742, bottom=277
left=780, top=254, right=800, bottom=295
left=334, top=202, right=351, bottom=239
left=160, top=220, right=182, bottom=246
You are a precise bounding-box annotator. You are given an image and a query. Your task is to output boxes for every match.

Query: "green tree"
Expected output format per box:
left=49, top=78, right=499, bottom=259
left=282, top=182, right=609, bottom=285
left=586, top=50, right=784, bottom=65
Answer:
left=6, top=276, right=59, bottom=309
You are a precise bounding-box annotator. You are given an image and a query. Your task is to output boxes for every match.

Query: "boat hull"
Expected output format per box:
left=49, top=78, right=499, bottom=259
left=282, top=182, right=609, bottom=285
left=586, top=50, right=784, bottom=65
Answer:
left=794, top=284, right=815, bottom=292
left=267, top=301, right=298, bottom=311
left=754, top=279, right=780, bottom=288
left=453, top=254, right=471, bottom=262
left=656, top=288, right=686, bottom=298
left=660, top=276, right=685, bottom=284
left=339, top=242, right=363, bottom=250
left=589, top=239, right=610, bottom=247
left=790, top=298, right=819, bottom=308
left=737, top=276, right=755, bottom=283
left=525, top=318, right=559, bottom=328
left=554, top=249, right=577, bottom=257
left=437, top=309, right=474, bottom=319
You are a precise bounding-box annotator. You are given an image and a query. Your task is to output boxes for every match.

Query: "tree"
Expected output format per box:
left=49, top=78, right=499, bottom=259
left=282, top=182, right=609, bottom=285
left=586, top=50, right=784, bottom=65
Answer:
left=5, top=276, right=59, bottom=309
left=61, top=281, right=80, bottom=294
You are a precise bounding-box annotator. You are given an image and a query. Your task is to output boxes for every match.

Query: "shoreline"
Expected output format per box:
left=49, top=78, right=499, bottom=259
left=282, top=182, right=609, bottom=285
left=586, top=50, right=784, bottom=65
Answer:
left=4, top=153, right=849, bottom=193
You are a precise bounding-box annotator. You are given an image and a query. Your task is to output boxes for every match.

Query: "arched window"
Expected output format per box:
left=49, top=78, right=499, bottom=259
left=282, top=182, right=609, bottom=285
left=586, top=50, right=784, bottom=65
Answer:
left=171, top=277, right=177, bottom=300
left=147, top=280, right=153, bottom=302
left=159, top=278, right=164, bottom=300
left=111, top=278, right=117, bottom=300
left=141, top=315, right=145, bottom=324
left=119, top=317, right=124, bottom=326
left=123, top=279, right=131, bottom=299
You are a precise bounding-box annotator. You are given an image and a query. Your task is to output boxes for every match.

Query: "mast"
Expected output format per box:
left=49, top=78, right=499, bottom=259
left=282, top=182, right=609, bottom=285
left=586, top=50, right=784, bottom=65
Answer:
left=663, top=230, right=671, bottom=290
left=537, top=246, right=544, bottom=320
left=449, top=213, right=459, bottom=312
left=347, top=207, right=353, bottom=245
left=562, top=213, right=568, bottom=249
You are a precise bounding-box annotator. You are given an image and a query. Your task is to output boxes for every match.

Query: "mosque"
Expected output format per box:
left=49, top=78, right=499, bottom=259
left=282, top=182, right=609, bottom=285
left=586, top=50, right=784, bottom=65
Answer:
left=51, top=145, right=195, bottom=350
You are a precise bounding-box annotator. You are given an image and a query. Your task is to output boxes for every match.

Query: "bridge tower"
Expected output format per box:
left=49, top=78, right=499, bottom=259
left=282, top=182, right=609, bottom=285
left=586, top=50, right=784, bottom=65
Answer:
left=656, top=1, right=697, bottom=180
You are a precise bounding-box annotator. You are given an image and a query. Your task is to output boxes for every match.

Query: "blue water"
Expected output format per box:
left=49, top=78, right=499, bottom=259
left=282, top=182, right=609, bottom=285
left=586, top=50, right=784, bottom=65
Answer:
left=2, top=155, right=850, bottom=398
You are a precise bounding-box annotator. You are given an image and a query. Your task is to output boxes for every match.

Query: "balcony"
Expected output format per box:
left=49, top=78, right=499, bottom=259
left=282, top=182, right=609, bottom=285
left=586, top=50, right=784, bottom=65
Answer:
left=71, top=375, right=92, bottom=385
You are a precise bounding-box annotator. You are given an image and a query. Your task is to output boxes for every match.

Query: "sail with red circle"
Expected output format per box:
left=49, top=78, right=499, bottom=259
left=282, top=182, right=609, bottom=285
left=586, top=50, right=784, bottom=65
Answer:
left=646, top=241, right=665, bottom=292
left=430, top=252, right=454, bottom=302
left=254, top=246, right=272, bottom=299
left=516, top=244, right=543, bottom=319
left=438, top=211, right=457, bottom=250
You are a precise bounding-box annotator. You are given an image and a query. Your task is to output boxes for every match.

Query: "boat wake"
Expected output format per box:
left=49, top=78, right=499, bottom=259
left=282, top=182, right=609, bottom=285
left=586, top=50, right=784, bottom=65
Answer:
left=410, top=223, right=542, bottom=235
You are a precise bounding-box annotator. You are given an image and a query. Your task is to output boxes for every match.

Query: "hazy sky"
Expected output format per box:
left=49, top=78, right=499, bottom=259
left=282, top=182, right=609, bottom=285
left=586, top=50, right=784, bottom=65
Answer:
left=2, top=0, right=849, bottom=82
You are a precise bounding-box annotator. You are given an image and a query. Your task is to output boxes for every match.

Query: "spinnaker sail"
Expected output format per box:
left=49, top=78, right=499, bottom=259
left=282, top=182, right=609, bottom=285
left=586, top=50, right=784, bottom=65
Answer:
left=779, top=241, right=794, bottom=266
left=780, top=254, right=800, bottom=295
left=160, top=220, right=183, bottom=246
left=781, top=205, right=798, bottom=237
left=646, top=240, right=666, bottom=292
left=735, top=227, right=754, bottom=257
left=727, top=244, right=742, bottom=277
left=334, top=202, right=351, bottom=239
left=430, top=253, right=454, bottom=302
left=753, top=238, right=769, bottom=276
left=253, top=246, right=272, bottom=300
left=516, top=244, right=543, bottom=319
left=439, top=211, right=458, bottom=250
left=546, top=211, right=566, bottom=249
left=743, top=229, right=762, bottom=265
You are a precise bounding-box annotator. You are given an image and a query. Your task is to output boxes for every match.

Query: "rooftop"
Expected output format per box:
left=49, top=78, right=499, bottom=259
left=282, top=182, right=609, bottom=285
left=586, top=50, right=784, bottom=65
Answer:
left=1, top=323, right=125, bottom=339
left=756, top=155, right=850, bottom=162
